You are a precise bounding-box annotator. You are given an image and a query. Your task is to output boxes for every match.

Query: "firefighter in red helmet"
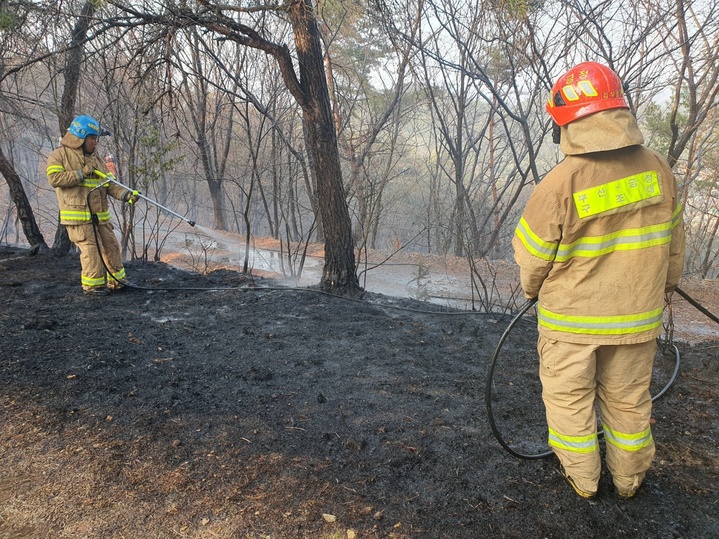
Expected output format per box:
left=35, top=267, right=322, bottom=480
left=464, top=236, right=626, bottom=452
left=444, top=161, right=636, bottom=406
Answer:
left=513, top=62, right=685, bottom=499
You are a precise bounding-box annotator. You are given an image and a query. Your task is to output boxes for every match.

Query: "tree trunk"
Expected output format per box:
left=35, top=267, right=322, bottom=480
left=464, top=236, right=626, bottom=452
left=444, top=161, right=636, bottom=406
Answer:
left=186, top=32, right=228, bottom=231
left=51, top=219, right=73, bottom=254
left=53, top=0, right=96, bottom=254
left=287, top=0, right=362, bottom=296
left=0, top=145, right=49, bottom=252
left=194, top=88, right=226, bottom=231
left=207, top=175, right=226, bottom=230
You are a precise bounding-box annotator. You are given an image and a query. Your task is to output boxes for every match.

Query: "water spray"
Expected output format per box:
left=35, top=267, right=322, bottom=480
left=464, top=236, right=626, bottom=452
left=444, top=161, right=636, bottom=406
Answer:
left=93, top=169, right=196, bottom=227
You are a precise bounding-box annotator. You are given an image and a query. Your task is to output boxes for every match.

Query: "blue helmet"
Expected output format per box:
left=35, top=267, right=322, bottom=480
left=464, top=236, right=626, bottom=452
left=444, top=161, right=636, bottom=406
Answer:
left=68, top=115, right=111, bottom=138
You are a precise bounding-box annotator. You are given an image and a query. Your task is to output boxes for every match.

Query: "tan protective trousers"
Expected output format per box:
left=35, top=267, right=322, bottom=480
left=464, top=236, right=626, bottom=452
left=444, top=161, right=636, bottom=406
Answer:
left=66, top=222, right=126, bottom=291
left=538, top=336, right=657, bottom=495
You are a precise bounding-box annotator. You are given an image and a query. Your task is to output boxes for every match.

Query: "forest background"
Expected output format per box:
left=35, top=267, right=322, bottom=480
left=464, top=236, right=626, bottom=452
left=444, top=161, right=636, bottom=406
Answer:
left=1, top=0, right=718, bottom=299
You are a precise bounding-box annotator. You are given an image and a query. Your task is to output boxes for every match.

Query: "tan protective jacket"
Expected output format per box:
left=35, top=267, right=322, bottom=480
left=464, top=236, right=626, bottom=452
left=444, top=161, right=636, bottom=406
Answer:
left=513, top=109, right=685, bottom=345
left=46, top=133, right=129, bottom=226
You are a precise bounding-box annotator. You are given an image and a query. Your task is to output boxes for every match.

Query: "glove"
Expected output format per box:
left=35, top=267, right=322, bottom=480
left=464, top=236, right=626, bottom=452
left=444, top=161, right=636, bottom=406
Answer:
left=82, top=164, right=95, bottom=178
left=123, top=190, right=140, bottom=204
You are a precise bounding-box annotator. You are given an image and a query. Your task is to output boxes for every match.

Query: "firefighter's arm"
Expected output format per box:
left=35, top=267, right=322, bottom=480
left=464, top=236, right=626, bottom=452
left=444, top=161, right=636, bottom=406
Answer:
left=46, top=152, right=84, bottom=187
left=512, top=188, right=561, bottom=299
left=107, top=183, right=139, bottom=204
left=107, top=180, right=128, bottom=202
left=665, top=200, right=686, bottom=293
left=513, top=234, right=553, bottom=299
left=102, top=167, right=131, bottom=202
left=93, top=165, right=140, bottom=204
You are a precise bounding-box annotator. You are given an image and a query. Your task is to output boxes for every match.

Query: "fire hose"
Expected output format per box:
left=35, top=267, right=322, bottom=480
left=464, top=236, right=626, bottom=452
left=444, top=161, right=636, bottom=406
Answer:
left=486, top=291, right=717, bottom=460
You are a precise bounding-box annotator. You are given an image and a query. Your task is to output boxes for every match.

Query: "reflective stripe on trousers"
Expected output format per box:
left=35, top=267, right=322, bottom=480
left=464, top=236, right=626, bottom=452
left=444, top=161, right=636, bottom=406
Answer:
left=548, top=427, right=599, bottom=454
left=603, top=424, right=653, bottom=452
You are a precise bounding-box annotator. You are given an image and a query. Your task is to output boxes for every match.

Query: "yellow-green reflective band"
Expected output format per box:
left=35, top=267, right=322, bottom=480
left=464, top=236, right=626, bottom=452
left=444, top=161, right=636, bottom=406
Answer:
left=672, top=203, right=682, bottom=228
left=47, top=165, right=65, bottom=174
left=82, top=275, right=106, bottom=287
left=603, top=425, right=653, bottom=452
left=548, top=427, right=598, bottom=454
left=107, top=268, right=126, bottom=280
left=80, top=178, right=106, bottom=188
left=515, top=217, right=558, bottom=261
left=573, top=171, right=661, bottom=218
left=555, top=222, right=673, bottom=262
left=61, top=210, right=111, bottom=222
left=538, top=306, right=664, bottom=335
left=61, top=210, right=92, bottom=222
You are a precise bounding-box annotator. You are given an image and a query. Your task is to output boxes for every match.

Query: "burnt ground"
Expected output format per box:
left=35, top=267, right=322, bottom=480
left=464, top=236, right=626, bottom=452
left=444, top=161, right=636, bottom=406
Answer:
left=0, top=246, right=717, bottom=539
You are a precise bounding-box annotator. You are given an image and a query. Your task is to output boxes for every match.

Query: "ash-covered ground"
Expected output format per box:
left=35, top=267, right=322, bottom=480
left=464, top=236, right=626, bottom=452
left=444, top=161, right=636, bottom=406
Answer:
left=1, top=247, right=717, bottom=538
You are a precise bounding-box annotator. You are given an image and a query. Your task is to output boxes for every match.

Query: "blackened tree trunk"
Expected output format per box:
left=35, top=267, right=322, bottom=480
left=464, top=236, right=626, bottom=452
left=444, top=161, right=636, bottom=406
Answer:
left=286, top=0, right=361, bottom=296
left=0, top=145, right=48, bottom=252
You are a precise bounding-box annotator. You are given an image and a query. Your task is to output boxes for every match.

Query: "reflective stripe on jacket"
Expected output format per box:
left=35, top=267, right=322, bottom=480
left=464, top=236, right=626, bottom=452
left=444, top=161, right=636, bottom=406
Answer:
left=512, top=144, right=685, bottom=345
left=46, top=133, right=128, bottom=226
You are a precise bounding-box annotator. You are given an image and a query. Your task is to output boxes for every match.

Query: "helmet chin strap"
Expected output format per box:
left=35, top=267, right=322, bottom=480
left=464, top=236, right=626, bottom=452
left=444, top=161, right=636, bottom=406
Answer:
left=552, top=122, right=561, bottom=144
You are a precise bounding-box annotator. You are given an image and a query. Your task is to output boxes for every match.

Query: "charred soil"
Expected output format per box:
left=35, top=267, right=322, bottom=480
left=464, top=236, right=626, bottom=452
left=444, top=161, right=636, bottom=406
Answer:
left=1, top=247, right=718, bottom=539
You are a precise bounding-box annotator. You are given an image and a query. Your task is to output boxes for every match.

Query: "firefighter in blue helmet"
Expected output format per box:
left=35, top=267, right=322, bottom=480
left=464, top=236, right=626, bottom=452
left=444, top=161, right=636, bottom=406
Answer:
left=46, top=115, right=139, bottom=296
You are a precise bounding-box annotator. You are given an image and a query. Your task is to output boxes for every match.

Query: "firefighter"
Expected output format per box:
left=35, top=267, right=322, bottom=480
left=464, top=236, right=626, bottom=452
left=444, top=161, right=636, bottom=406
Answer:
left=105, top=154, right=117, bottom=175
left=512, top=62, right=685, bottom=499
left=46, top=115, right=139, bottom=296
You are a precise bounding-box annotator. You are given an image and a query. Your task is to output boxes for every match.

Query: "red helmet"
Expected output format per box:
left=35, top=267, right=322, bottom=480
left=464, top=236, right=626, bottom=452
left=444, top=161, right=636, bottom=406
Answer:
left=546, top=62, right=628, bottom=126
